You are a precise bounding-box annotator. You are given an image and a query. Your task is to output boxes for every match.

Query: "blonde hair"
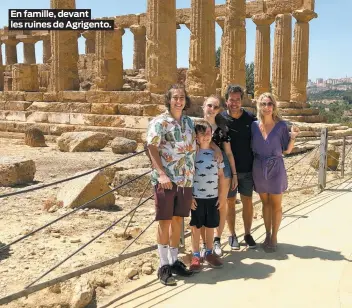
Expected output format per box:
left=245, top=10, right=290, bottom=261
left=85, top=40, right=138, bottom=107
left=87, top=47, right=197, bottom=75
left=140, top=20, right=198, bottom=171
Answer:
left=256, top=92, right=282, bottom=123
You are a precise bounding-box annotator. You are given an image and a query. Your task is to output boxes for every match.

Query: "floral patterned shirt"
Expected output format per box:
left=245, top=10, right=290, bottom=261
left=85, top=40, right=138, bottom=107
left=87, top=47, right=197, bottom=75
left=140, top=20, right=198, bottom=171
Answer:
left=146, top=112, right=196, bottom=187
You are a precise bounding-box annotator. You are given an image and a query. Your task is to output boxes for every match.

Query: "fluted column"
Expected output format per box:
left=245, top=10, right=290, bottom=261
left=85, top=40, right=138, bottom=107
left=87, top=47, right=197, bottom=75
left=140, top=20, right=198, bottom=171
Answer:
left=272, top=14, right=292, bottom=102
left=146, top=0, right=177, bottom=94
left=82, top=31, right=95, bottom=54
left=94, top=28, right=124, bottom=90
left=2, top=37, right=18, bottom=65
left=186, top=0, right=216, bottom=96
left=291, top=9, right=317, bottom=103
left=221, top=0, right=246, bottom=95
left=42, top=35, right=51, bottom=63
left=50, top=0, right=79, bottom=91
left=252, top=14, right=274, bottom=98
left=130, top=25, right=146, bottom=70
left=19, top=37, right=38, bottom=64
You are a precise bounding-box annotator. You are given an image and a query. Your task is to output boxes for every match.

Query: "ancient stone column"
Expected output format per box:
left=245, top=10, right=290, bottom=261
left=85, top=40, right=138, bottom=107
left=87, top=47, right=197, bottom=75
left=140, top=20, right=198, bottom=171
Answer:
left=291, top=10, right=317, bottom=103
left=186, top=0, right=216, bottom=96
left=50, top=0, right=79, bottom=91
left=271, top=14, right=292, bottom=102
left=94, top=28, right=124, bottom=90
left=18, top=37, right=38, bottom=64
left=221, top=0, right=246, bottom=95
left=146, top=0, right=177, bottom=94
left=82, top=31, right=95, bottom=54
left=252, top=14, right=275, bottom=98
left=42, top=35, right=51, bottom=63
left=2, top=37, right=18, bottom=65
left=130, top=25, right=146, bottom=70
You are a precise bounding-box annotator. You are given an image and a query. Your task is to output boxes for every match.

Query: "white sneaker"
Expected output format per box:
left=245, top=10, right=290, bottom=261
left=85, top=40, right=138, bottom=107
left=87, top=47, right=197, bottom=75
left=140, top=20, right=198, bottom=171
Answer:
left=213, top=240, right=223, bottom=256
left=200, top=243, right=206, bottom=262
left=228, top=235, right=240, bottom=250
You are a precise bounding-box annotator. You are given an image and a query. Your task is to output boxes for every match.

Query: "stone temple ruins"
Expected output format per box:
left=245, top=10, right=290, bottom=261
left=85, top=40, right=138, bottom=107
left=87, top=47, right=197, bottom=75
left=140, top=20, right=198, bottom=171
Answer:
left=0, top=0, right=333, bottom=143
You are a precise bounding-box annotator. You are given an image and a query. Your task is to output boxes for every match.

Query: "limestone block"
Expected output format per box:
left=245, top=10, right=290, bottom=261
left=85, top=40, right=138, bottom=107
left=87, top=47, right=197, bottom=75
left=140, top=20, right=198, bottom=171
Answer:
left=6, top=111, right=30, bottom=122
left=86, top=91, right=111, bottom=104
left=43, top=92, right=58, bottom=102
left=143, top=104, right=166, bottom=116
left=121, top=115, right=151, bottom=129
left=25, top=92, right=44, bottom=102
left=124, top=268, right=138, bottom=279
left=60, top=91, right=87, bottom=102
left=0, top=101, right=5, bottom=110
left=266, top=0, right=302, bottom=15
left=246, top=0, right=264, bottom=17
left=70, top=280, right=94, bottom=308
left=0, top=110, right=9, bottom=120
left=0, top=157, right=36, bottom=187
left=93, top=115, right=125, bottom=127
left=279, top=108, right=319, bottom=116
left=150, top=94, right=165, bottom=105
left=69, top=113, right=95, bottom=126
left=27, top=102, right=91, bottom=114
left=109, top=91, right=151, bottom=104
left=5, top=101, right=33, bottom=111
left=26, top=112, right=49, bottom=123
left=4, top=91, right=25, bottom=101
left=12, top=64, right=39, bottom=91
left=91, top=103, right=119, bottom=115
left=329, top=128, right=352, bottom=137
left=118, top=104, right=143, bottom=116
left=277, top=101, right=309, bottom=108
left=111, top=137, right=137, bottom=154
left=4, top=77, right=13, bottom=92
left=283, top=115, right=326, bottom=123
left=47, top=112, right=71, bottom=125
left=112, top=168, right=152, bottom=197
left=310, top=145, right=340, bottom=171
left=57, top=131, right=109, bottom=152
left=24, top=127, right=47, bottom=147
left=57, top=170, right=115, bottom=209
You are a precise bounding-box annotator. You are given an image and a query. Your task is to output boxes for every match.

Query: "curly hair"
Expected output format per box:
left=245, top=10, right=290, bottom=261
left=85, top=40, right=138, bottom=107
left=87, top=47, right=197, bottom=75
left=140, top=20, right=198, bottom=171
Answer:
left=164, top=84, right=191, bottom=112
left=224, top=84, right=244, bottom=101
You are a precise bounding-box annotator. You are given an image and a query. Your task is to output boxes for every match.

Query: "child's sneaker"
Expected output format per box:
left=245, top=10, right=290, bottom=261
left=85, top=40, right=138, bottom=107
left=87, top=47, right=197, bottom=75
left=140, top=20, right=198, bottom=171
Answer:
left=205, top=253, right=223, bottom=268
left=190, top=256, right=202, bottom=273
left=200, top=243, right=206, bottom=262
left=213, top=240, right=222, bottom=256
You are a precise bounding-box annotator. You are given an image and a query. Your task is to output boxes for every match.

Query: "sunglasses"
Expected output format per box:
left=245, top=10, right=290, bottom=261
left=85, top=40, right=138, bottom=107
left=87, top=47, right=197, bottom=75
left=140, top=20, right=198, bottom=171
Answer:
left=206, top=103, right=220, bottom=110
left=260, top=102, right=274, bottom=107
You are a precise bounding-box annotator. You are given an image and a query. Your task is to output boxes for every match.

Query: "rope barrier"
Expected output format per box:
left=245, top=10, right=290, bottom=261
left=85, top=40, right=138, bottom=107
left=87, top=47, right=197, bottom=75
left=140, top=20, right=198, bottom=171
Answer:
left=26, top=194, right=154, bottom=288
left=0, top=170, right=151, bottom=252
left=0, top=150, right=146, bottom=199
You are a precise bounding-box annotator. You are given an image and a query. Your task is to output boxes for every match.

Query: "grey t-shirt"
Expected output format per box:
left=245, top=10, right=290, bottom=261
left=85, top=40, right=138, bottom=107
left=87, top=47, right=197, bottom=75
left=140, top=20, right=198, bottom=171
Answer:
left=193, top=149, right=224, bottom=199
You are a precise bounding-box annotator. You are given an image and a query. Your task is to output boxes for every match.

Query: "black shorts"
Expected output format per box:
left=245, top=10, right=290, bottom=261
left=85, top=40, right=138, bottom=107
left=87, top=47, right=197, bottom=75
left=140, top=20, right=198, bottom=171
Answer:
left=190, top=197, right=219, bottom=229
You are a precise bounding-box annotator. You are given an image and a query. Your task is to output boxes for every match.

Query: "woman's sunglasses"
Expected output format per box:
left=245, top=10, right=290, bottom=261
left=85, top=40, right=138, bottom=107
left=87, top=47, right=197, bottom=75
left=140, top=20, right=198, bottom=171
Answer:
left=260, top=102, right=274, bottom=107
left=206, top=103, right=220, bottom=110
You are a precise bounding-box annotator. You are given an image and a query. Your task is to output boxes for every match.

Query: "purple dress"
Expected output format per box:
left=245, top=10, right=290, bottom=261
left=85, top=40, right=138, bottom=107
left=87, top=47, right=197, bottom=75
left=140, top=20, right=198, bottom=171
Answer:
left=251, top=120, right=290, bottom=194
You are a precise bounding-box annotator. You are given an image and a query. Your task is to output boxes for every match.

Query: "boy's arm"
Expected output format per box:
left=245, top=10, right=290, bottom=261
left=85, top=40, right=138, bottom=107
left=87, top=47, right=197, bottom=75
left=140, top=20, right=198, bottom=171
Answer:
left=210, top=141, right=223, bottom=163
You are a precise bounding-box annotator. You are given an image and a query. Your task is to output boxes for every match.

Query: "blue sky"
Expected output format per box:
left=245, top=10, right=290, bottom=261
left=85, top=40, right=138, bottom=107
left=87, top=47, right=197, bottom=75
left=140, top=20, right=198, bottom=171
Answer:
left=0, top=0, right=351, bottom=81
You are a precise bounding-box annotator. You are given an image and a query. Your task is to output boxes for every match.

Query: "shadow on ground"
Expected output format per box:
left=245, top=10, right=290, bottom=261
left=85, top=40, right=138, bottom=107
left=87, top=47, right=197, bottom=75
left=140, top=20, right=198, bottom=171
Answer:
left=0, top=242, right=11, bottom=262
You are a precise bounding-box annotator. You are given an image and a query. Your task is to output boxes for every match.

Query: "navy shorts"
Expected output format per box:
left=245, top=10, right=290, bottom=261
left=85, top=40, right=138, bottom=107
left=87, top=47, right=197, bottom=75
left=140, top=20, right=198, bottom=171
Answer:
left=228, top=172, right=254, bottom=198
left=190, top=197, right=219, bottom=229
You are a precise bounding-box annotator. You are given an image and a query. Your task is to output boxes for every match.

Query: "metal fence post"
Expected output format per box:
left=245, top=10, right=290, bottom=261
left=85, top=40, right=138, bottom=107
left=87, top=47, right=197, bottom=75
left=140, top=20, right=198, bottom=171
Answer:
left=318, top=128, right=328, bottom=191
left=341, top=136, right=346, bottom=177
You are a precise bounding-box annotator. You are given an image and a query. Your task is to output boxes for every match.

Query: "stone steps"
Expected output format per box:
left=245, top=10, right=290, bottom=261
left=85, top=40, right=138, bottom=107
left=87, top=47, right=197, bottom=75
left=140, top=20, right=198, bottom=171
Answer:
left=0, top=110, right=152, bottom=129
left=0, top=120, right=146, bottom=142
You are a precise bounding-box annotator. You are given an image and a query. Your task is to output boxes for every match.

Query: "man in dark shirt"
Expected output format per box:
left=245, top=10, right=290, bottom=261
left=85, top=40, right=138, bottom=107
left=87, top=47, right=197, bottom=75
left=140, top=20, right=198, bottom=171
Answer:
left=221, top=84, right=257, bottom=250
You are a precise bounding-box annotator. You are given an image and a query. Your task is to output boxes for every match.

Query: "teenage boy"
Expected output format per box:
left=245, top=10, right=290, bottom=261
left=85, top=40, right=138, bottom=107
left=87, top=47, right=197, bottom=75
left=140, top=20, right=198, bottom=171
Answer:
left=190, top=120, right=224, bottom=272
left=146, top=84, right=196, bottom=286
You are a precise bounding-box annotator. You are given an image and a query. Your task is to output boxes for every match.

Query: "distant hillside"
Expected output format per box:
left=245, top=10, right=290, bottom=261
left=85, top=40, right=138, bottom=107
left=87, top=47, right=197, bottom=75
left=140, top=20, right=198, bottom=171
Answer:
left=307, top=90, right=352, bottom=103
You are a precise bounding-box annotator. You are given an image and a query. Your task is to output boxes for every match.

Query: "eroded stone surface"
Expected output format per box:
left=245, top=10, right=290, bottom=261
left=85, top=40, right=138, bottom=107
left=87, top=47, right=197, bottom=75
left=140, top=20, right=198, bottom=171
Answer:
left=57, top=131, right=109, bottom=152
left=0, top=156, right=36, bottom=187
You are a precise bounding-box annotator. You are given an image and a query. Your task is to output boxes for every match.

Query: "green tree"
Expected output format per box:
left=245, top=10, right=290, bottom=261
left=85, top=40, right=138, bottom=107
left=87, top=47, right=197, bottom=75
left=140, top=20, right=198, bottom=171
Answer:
left=215, top=47, right=255, bottom=95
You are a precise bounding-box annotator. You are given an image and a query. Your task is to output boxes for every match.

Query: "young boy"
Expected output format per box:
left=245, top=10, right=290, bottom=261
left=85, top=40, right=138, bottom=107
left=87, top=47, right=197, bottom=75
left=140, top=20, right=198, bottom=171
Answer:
left=190, top=120, right=225, bottom=272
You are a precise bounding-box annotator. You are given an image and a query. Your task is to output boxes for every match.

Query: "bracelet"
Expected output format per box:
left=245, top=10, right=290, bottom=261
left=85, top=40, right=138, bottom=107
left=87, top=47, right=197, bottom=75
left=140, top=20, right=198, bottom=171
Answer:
left=232, top=173, right=237, bottom=176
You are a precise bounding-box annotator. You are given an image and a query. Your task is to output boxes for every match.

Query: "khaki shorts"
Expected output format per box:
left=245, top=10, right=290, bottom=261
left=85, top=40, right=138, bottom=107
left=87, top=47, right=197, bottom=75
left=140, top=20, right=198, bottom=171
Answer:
left=153, top=183, right=193, bottom=221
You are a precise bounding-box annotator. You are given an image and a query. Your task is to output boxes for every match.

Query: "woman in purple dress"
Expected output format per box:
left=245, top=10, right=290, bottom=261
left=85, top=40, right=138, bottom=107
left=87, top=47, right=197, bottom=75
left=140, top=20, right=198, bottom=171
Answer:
left=251, top=93, right=300, bottom=251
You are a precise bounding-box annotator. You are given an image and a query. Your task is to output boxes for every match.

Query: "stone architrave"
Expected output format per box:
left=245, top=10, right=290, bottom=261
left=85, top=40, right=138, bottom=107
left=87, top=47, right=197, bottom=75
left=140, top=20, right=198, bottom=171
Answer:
left=42, top=35, right=51, bottom=63
left=94, top=28, right=124, bottom=90
left=82, top=31, right=96, bottom=54
left=49, top=0, right=79, bottom=91
left=17, top=36, right=38, bottom=64
left=130, top=25, right=146, bottom=70
left=252, top=14, right=274, bottom=98
left=271, top=14, right=292, bottom=102
left=291, top=10, right=317, bottom=103
left=186, top=0, right=216, bottom=96
left=146, top=0, right=177, bottom=94
left=221, top=0, right=246, bottom=95
left=2, top=37, right=18, bottom=65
